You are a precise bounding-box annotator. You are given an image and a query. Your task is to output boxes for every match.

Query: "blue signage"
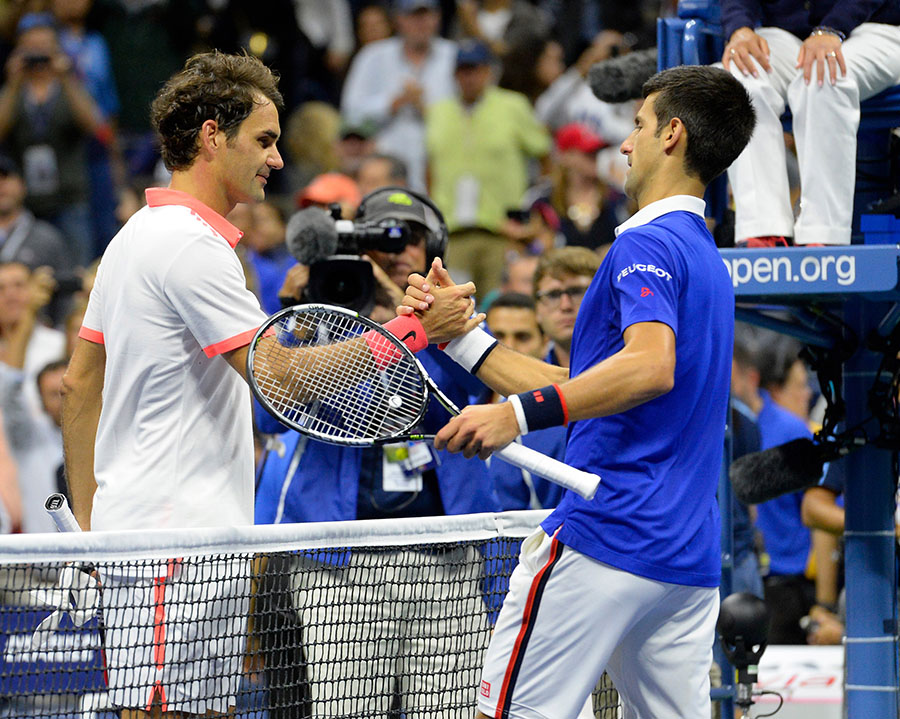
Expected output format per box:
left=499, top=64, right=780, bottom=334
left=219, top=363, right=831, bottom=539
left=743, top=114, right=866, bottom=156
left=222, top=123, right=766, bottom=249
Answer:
left=0, top=607, right=105, bottom=695
left=719, top=246, right=900, bottom=298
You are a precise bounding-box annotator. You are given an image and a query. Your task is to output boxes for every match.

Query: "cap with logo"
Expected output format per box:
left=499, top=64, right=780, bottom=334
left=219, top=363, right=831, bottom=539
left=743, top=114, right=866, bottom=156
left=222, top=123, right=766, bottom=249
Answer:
left=356, top=186, right=448, bottom=263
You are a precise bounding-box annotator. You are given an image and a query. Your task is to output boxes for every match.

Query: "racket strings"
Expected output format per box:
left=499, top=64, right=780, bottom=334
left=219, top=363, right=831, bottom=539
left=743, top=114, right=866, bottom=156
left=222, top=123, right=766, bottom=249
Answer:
left=252, top=310, right=428, bottom=441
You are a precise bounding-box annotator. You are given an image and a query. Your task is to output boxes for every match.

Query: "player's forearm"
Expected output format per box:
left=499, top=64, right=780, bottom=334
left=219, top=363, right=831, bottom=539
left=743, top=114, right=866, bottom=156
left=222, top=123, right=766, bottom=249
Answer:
left=559, top=342, right=674, bottom=422
left=475, top=343, right=569, bottom=396
left=61, top=347, right=104, bottom=531
left=61, top=395, right=100, bottom=531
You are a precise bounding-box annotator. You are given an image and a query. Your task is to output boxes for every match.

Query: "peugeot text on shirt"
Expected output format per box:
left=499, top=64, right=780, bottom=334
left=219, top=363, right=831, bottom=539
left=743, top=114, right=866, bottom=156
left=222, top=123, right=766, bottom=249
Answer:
left=616, top=263, right=673, bottom=283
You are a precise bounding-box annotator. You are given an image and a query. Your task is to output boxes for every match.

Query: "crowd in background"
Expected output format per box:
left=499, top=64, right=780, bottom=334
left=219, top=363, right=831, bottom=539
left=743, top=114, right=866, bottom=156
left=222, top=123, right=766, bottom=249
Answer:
left=0, top=0, right=874, bottom=649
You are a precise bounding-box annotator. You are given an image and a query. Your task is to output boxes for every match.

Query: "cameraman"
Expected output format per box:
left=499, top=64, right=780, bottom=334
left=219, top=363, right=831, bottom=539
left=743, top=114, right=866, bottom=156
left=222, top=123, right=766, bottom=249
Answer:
left=253, top=188, right=501, bottom=717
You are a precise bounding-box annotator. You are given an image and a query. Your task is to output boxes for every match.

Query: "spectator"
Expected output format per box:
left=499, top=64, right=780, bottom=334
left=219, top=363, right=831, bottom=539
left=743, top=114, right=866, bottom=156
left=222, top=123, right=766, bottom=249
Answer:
left=357, top=151, right=408, bottom=196
left=427, top=39, right=550, bottom=299
left=501, top=252, right=538, bottom=296
left=534, top=31, right=637, bottom=144
left=800, top=471, right=846, bottom=645
left=354, top=3, right=393, bottom=48
left=721, top=0, right=900, bottom=246
left=281, top=100, right=342, bottom=196
left=483, top=291, right=567, bottom=510
left=454, top=0, right=549, bottom=58
left=341, top=0, right=457, bottom=191
left=52, top=0, right=125, bottom=251
left=93, top=0, right=197, bottom=181
left=230, top=200, right=293, bottom=316
left=0, top=262, right=65, bottom=533
left=0, top=407, right=19, bottom=534
left=0, top=153, right=73, bottom=279
left=290, top=0, right=355, bottom=105
left=728, top=327, right=770, bottom=599
left=547, top=122, right=629, bottom=251
left=498, top=33, right=566, bottom=105
left=532, top=246, right=600, bottom=367
left=751, top=334, right=817, bottom=643
left=336, top=118, right=378, bottom=179
left=0, top=12, right=104, bottom=266
left=0, top=262, right=65, bottom=417
left=296, top=171, right=362, bottom=217
left=254, top=187, right=499, bottom=716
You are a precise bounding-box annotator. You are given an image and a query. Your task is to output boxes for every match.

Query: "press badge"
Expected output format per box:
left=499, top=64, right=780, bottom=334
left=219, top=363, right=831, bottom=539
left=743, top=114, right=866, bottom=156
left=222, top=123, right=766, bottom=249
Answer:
left=382, top=441, right=434, bottom=492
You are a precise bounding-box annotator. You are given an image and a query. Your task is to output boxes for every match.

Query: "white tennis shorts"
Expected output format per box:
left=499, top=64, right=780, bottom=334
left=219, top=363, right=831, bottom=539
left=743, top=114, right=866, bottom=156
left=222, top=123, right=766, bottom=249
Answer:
left=478, top=529, right=719, bottom=719
left=100, top=556, right=250, bottom=715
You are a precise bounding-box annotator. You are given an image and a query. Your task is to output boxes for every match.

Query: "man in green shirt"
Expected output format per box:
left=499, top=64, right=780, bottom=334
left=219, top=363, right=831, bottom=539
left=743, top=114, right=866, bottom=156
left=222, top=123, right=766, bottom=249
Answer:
left=426, top=39, right=550, bottom=300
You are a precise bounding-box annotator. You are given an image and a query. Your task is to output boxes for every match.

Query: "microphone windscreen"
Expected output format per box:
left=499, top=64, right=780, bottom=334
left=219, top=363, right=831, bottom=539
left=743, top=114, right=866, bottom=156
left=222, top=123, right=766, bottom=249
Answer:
left=587, top=48, right=659, bottom=104
left=730, top=438, right=826, bottom=505
left=285, top=207, right=339, bottom=266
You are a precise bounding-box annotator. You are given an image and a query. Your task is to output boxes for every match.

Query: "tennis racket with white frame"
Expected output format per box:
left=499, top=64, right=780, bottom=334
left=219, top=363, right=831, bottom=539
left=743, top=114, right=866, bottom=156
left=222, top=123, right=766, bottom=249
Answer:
left=247, top=304, right=600, bottom=500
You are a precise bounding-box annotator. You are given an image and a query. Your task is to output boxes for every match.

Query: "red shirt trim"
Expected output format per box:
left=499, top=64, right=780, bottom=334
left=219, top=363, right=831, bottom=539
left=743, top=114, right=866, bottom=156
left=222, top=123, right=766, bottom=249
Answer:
left=203, top=327, right=259, bottom=358
left=78, top=326, right=104, bottom=344
left=145, top=188, right=243, bottom=248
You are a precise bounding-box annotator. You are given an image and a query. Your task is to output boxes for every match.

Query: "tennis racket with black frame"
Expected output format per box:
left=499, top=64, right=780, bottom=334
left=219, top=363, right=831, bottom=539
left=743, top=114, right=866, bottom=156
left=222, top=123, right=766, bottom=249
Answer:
left=247, top=304, right=600, bottom=500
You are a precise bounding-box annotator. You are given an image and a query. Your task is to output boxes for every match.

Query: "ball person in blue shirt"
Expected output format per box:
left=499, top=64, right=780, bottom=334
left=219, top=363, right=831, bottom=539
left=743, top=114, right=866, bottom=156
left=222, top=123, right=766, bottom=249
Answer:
left=401, top=65, right=756, bottom=719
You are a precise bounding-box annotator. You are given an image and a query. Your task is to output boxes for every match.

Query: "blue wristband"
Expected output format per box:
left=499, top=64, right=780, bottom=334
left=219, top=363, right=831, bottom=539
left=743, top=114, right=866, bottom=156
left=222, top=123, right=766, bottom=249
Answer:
left=515, top=384, right=569, bottom=432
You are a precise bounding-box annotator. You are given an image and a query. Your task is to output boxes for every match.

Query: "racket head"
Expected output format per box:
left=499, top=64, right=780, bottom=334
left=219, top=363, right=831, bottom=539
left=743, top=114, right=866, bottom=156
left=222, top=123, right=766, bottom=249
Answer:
left=247, top=304, right=431, bottom=446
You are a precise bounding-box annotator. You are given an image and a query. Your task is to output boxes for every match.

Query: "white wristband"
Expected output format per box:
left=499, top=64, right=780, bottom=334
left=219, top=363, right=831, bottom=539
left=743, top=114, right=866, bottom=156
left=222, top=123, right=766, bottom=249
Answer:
left=507, top=394, right=529, bottom=436
left=442, top=327, right=498, bottom=374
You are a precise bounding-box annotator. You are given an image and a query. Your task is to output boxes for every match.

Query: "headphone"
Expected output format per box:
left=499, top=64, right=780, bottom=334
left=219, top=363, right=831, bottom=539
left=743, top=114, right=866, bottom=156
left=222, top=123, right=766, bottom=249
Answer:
left=354, top=186, right=449, bottom=266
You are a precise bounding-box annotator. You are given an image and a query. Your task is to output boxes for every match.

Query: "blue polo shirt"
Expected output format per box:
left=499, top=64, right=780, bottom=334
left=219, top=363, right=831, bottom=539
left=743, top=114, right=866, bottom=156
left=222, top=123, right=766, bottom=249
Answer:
left=542, top=196, right=734, bottom=588
left=755, top=391, right=814, bottom=576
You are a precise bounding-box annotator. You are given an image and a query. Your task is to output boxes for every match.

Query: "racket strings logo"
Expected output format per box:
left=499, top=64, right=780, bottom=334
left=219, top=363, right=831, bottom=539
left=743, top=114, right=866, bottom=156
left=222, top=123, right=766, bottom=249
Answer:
left=480, top=680, right=491, bottom=698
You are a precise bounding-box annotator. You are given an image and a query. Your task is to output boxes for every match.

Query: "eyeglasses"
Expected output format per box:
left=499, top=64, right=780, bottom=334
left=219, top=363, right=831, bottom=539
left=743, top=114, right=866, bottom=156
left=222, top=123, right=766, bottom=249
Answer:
left=535, top=285, right=589, bottom=307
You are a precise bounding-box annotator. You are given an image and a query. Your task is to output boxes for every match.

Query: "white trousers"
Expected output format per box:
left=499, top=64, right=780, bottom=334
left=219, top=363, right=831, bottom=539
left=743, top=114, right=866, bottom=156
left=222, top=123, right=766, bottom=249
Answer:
left=477, top=529, right=719, bottom=719
left=727, top=23, right=900, bottom=245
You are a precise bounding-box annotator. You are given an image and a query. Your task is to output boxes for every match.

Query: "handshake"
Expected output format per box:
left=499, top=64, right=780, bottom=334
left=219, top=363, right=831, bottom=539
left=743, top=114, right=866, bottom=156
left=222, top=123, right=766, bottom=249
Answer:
left=394, top=258, right=485, bottom=346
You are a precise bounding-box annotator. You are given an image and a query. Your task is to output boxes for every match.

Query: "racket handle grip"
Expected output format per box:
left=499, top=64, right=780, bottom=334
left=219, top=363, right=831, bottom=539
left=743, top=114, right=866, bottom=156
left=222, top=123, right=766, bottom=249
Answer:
left=495, top=442, right=600, bottom=501
left=45, top=493, right=82, bottom=533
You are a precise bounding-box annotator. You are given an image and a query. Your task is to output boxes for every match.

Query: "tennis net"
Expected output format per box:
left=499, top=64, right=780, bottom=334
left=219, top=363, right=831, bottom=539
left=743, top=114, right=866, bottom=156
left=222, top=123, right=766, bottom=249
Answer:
left=0, top=511, right=620, bottom=718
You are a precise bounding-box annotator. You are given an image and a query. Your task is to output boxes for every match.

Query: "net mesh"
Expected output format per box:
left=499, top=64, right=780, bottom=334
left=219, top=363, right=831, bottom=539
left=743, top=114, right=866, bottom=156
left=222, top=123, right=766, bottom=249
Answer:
left=250, top=307, right=428, bottom=443
left=0, top=512, right=620, bottom=718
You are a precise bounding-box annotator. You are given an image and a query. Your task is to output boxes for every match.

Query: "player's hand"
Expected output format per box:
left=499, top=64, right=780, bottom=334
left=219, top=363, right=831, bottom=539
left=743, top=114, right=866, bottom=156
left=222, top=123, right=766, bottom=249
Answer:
left=796, top=33, right=845, bottom=86
left=723, top=27, right=771, bottom=77
left=418, top=283, right=482, bottom=344
left=399, top=258, right=485, bottom=343
left=434, top=402, right=519, bottom=460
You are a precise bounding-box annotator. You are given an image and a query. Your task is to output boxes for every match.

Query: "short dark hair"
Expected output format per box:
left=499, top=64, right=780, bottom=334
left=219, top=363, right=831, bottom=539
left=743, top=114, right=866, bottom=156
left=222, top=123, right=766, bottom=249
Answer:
left=642, top=65, right=755, bottom=185
left=151, top=51, right=284, bottom=171
left=487, top=292, right=537, bottom=314
left=533, top=247, right=601, bottom=299
left=756, top=335, right=803, bottom=390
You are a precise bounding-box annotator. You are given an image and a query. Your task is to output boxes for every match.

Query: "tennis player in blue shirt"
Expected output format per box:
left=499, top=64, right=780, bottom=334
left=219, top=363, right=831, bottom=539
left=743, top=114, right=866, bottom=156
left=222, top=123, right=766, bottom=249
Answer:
left=401, top=65, right=756, bottom=719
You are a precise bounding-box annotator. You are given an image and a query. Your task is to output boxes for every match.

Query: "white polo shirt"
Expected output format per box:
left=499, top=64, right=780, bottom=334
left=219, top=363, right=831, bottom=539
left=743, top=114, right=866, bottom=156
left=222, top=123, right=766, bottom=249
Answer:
left=79, top=188, right=268, bottom=531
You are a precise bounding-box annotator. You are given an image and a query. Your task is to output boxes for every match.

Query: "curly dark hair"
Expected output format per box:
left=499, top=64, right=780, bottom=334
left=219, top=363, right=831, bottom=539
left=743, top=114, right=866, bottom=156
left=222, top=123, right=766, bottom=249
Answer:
left=150, top=51, right=284, bottom=171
